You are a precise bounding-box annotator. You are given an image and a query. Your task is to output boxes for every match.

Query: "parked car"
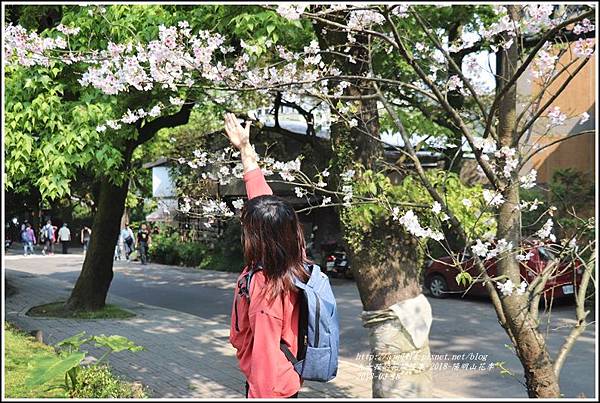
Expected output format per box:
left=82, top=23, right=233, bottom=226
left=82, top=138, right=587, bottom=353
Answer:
left=320, top=239, right=353, bottom=279
left=424, top=243, right=583, bottom=300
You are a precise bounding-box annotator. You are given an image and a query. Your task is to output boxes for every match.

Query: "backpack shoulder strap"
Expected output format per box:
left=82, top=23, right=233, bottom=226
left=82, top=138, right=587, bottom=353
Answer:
left=280, top=264, right=312, bottom=365
left=241, top=263, right=263, bottom=301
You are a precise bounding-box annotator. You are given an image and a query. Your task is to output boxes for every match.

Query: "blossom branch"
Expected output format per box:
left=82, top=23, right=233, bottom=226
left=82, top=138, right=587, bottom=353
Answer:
left=482, top=8, right=595, bottom=140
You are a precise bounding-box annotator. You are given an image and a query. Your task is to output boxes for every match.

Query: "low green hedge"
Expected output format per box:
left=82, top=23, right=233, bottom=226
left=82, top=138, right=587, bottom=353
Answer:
left=148, top=232, right=208, bottom=267
left=148, top=226, right=244, bottom=272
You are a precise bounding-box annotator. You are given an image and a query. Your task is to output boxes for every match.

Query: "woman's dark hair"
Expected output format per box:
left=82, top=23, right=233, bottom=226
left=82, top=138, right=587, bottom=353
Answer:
left=240, top=195, right=311, bottom=302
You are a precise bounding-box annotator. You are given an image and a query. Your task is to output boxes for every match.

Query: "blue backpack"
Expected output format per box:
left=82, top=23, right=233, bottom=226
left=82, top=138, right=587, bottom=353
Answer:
left=243, top=262, right=339, bottom=382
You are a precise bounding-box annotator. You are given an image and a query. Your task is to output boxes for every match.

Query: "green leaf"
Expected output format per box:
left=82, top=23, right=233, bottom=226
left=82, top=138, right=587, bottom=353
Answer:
left=25, top=352, right=85, bottom=387
left=455, top=271, right=473, bottom=287
left=91, top=334, right=144, bottom=352
left=368, top=182, right=377, bottom=195
left=56, top=331, right=89, bottom=352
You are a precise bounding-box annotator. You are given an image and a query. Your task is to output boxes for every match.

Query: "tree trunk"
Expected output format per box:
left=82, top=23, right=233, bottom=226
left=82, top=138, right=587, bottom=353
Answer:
left=353, top=220, right=432, bottom=397
left=495, top=6, right=560, bottom=397
left=65, top=177, right=128, bottom=311
left=62, top=102, right=194, bottom=312
left=314, top=16, right=433, bottom=397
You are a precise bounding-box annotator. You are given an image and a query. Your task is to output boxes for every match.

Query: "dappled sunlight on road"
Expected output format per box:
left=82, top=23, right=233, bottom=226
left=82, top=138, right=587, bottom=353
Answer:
left=4, top=254, right=595, bottom=398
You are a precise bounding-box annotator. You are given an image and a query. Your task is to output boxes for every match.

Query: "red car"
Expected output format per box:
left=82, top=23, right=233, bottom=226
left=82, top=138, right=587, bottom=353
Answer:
left=424, top=244, right=583, bottom=300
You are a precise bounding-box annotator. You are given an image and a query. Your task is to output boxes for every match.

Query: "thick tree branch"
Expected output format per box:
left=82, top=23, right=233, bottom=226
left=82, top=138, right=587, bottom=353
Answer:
left=134, top=100, right=195, bottom=147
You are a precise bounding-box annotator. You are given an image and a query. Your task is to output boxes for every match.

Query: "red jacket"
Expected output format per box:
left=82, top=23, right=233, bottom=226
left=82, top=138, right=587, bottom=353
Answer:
left=229, top=168, right=303, bottom=398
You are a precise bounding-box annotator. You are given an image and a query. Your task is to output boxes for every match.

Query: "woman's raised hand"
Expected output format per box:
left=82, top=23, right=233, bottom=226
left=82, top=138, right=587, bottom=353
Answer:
left=224, top=112, right=259, bottom=173
left=224, top=113, right=251, bottom=151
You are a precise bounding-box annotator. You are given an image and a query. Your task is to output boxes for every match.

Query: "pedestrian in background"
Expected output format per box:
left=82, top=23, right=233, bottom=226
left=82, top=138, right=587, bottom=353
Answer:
left=41, top=219, right=55, bottom=256
left=114, top=238, right=122, bottom=260
left=81, top=225, right=92, bottom=253
left=137, top=223, right=151, bottom=265
left=21, top=223, right=36, bottom=256
left=121, top=223, right=135, bottom=261
left=57, top=223, right=71, bottom=254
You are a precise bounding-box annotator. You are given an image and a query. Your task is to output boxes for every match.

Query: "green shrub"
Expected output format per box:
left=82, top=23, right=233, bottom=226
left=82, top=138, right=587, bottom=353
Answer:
left=71, top=364, right=146, bottom=398
left=148, top=231, right=208, bottom=267
left=197, top=220, right=245, bottom=272
left=148, top=222, right=244, bottom=271
left=6, top=324, right=146, bottom=399
left=549, top=168, right=595, bottom=240
left=25, top=332, right=145, bottom=398
left=149, top=232, right=181, bottom=265
left=178, top=240, right=208, bottom=266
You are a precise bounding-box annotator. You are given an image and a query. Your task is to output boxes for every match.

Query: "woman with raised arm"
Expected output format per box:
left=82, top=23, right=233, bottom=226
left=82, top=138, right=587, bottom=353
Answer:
left=224, top=113, right=309, bottom=398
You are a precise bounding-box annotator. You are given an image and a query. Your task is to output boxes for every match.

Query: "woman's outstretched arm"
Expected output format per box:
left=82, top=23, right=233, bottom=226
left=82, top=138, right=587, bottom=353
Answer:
left=223, top=113, right=273, bottom=199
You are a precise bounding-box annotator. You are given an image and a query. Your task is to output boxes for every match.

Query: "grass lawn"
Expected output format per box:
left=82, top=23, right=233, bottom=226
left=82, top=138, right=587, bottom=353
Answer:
left=4, top=322, right=68, bottom=398
left=26, top=302, right=135, bottom=319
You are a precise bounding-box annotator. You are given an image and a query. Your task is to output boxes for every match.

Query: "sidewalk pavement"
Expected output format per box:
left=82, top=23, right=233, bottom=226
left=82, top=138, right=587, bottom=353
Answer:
left=8, top=268, right=442, bottom=399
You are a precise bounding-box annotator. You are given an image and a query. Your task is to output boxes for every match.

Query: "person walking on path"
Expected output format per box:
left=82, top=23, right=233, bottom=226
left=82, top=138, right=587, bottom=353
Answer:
left=81, top=226, right=92, bottom=253
left=137, top=223, right=151, bottom=265
left=121, top=224, right=135, bottom=261
left=57, top=223, right=71, bottom=254
left=21, top=223, right=36, bottom=256
left=114, top=238, right=122, bottom=261
left=41, top=220, right=56, bottom=256
left=224, top=113, right=307, bottom=398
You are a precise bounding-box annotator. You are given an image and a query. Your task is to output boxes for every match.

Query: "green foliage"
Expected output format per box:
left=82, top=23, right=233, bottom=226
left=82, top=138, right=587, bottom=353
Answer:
left=70, top=364, right=146, bottom=398
left=5, top=323, right=144, bottom=399
left=194, top=5, right=314, bottom=54
left=549, top=168, right=595, bottom=239
left=455, top=271, right=473, bottom=287
left=91, top=335, right=145, bottom=353
left=25, top=331, right=144, bottom=397
left=4, top=4, right=188, bottom=202
left=521, top=168, right=595, bottom=241
left=199, top=220, right=245, bottom=272
left=341, top=166, right=496, bottom=254
left=148, top=231, right=209, bottom=267
left=5, top=322, right=68, bottom=398
left=25, top=352, right=86, bottom=390
left=148, top=222, right=244, bottom=272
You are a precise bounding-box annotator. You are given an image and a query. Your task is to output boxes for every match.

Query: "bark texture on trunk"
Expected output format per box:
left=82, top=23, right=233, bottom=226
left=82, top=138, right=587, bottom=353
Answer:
left=313, top=20, right=432, bottom=396
left=495, top=6, right=560, bottom=397
left=350, top=219, right=422, bottom=311
left=65, top=177, right=128, bottom=311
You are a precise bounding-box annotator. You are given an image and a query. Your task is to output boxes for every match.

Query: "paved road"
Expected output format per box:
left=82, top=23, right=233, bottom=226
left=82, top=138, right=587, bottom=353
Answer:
left=4, top=253, right=596, bottom=398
